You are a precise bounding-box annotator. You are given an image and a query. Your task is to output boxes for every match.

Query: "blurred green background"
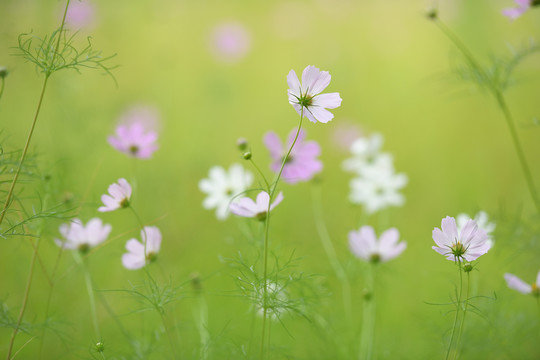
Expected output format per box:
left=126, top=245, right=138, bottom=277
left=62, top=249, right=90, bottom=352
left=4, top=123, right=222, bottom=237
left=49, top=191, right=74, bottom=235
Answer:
left=1, top=0, right=539, bottom=359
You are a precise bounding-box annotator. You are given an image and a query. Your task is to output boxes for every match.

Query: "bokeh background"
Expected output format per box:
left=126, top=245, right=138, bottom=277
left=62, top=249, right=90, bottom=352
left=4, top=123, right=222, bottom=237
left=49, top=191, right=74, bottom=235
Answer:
left=1, top=0, right=539, bottom=359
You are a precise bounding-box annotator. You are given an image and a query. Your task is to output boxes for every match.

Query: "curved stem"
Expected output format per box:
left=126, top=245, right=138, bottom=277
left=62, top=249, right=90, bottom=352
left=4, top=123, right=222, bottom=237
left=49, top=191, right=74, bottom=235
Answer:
left=445, top=262, right=463, bottom=360
left=249, top=159, right=270, bottom=190
left=0, top=0, right=71, bottom=228
left=454, top=271, right=470, bottom=360
left=311, top=183, right=352, bottom=323
left=259, top=108, right=304, bottom=360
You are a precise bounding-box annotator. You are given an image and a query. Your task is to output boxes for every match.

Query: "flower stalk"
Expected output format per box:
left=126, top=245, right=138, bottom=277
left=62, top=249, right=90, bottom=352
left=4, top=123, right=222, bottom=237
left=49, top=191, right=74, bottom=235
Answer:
left=359, top=263, right=376, bottom=360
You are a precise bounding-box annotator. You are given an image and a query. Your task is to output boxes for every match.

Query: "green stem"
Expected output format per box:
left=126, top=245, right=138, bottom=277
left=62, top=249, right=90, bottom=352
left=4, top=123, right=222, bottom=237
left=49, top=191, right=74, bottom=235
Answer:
left=359, top=263, right=376, bottom=360
left=493, top=91, right=540, bottom=215
left=73, top=252, right=101, bottom=339
left=311, top=183, right=352, bottom=323
left=249, top=158, right=270, bottom=190
left=454, top=271, right=470, bottom=360
left=445, top=262, right=463, bottom=360
left=0, top=77, right=5, bottom=103
left=259, top=108, right=304, bottom=360
left=194, top=292, right=210, bottom=360
left=6, top=238, right=40, bottom=360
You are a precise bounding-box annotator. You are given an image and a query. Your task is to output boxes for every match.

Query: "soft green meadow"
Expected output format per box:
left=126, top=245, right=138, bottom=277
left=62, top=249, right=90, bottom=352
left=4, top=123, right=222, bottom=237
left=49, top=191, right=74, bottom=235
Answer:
left=1, top=0, right=539, bottom=359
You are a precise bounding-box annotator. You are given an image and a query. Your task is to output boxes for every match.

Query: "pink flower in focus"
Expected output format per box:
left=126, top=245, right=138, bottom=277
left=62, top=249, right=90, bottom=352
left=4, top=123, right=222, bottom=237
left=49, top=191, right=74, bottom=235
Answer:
left=287, top=65, right=342, bottom=123
left=504, top=271, right=540, bottom=296
left=55, top=218, right=111, bottom=252
left=432, top=216, right=491, bottom=262
left=230, top=191, right=284, bottom=221
left=65, top=1, right=95, bottom=29
left=108, top=106, right=159, bottom=159
left=502, top=0, right=533, bottom=20
left=122, top=226, right=162, bottom=270
left=210, top=22, right=252, bottom=63
left=98, top=178, right=132, bottom=212
left=264, top=129, right=322, bottom=184
left=349, top=226, right=406, bottom=263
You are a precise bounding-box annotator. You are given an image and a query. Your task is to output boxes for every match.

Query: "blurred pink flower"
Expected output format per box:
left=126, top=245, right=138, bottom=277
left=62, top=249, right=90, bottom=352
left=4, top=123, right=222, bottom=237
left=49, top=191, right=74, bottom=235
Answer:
left=122, top=226, right=162, bottom=270
left=504, top=271, right=540, bottom=295
left=264, top=128, right=322, bottom=184
left=287, top=65, right=342, bottom=123
left=502, top=0, right=538, bottom=20
left=331, top=122, right=363, bottom=152
left=65, top=1, right=95, bottom=29
left=108, top=106, right=159, bottom=159
left=432, top=216, right=490, bottom=262
left=98, top=178, right=132, bottom=212
left=349, top=226, right=406, bottom=263
left=230, top=191, right=284, bottom=221
left=210, top=22, right=252, bottom=63
left=55, top=218, right=111, bottom=252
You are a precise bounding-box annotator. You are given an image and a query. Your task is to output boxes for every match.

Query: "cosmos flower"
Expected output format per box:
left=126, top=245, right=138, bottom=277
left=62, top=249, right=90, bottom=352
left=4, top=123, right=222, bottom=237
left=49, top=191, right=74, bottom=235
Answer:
left=287, top=65, right=342, bottom=123
left=504, top=271, right=540, bottom=296
left=65, top=0, right=95, bottom=29
left=264, top=128, right=322, bottom=184
left=349, top=226, right=406, bottom=263
left=457, top=211, right=495, bottom=248
left=348, top=155, right=408, bottom=214
left=55, top=218, right=111, bottom=252
left=209, top=22, right=252, bottom=63
left=122, top=226, right=162, bottom=270
left=342, top=133, right=385, bottom=174
left=502, top=0, right=537, bottom=20
left=199, top=164, right=253, bottom=220
left=108, top=106, right=159, bottom=159
left=432, top=216, right=491, bottom=262
left=98, top=178, right=132, bottom=212
left=230, top=191, right=284, bottom=221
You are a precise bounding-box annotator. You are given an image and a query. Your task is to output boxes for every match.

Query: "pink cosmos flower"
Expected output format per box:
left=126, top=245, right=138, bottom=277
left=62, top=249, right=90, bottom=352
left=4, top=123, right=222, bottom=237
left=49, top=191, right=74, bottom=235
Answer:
left=209, top=22, right=252, bottom=63
left=229, top=191, right=284, bottom=221
left=65, top=1, right=95, bottom=29
left=264, top=129, right=322, bottom=184
left=432, top=216, right=491, bottom=262
left=122, top=226, right=162, bottom=270
left=502, top=0, right=534, bottom=20
left=504, top=271, right=540, bottom=295
left=108, top=107, right=159, bottom=159
left=55, top=218, right=111, bottom=252
left=98, top=178, right=132, bottom=212
left=287, top=65, right=342, bottom=123
left=349, top=226, right=406, bottom=263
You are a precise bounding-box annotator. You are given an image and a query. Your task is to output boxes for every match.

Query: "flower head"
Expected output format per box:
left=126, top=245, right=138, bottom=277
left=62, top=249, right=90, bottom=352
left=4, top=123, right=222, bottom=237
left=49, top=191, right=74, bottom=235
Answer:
left=349, top=226, right=406, bottom=263
left=65, top=0, right=95, bottom=29
left=432, top=216, right=491, bottom=262
left=264, top=129, right=322, bottom=184
left=230, top=191, right=284, bottom=221
left=504, top=271, right=540, bottom=296
left=108, top=106, right=159, bottom=159
left=55, top=218, right=111, bottom=252
left=122, top=226, right=162, bottom=270
left=199, top=164, right=253, bottom=220
left=502, top=0, right=537, bottom=20
left=287, top=65, right=342, bottom=123
left=98, top=178, right=132, bottom=212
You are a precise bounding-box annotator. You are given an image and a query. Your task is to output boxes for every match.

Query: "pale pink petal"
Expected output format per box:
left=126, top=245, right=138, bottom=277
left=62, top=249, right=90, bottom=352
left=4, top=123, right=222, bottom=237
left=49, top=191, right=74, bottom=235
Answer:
left=504, top=273, right=532, bottom=294
left=269, top=192, right=284, bottom=211
left=312, top=92, right=342, bottom=109
left=301, top=66, right=322, bottom=94
left=441, top=217, right=458, bottom=242
left=287, top=70, right=301, bottom=97
left=263, top=132, right=283, bottom=159
left=309, top=70, right=331, bottom=95
left=230, top=197, right=258, bottom=217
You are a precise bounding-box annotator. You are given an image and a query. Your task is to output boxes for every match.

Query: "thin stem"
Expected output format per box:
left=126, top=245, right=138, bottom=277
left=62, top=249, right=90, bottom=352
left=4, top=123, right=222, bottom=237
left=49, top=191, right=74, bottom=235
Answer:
left=249, top=158, right=270, bottom=190
left=454, top=271, right=470, bottom=360
left=494, top=91, right=540, bottom=215
left=129, top=206, right=149, bottom=266
left=359, top=263, right=376, bottom=360
left=73, top=252, right=101, bottom=339
left=194, top=292, right=210, bottom=360
left=159, top=311, right=177, bottom=359
left=0, top=77, right=5, bottom=103
left=311, top=183, right=352, bottom=322
left=0, top=0, right=71, bottom=228
left=6, top=238, right=40, bottom=360
left=445, top=262, right=463, bottom=360
left=259, top=108, right=304, bottom=360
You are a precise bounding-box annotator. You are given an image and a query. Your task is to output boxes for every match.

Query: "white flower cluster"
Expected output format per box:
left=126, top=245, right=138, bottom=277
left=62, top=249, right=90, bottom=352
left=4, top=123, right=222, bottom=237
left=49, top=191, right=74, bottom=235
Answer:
left=342, top=133, right=408, bottom=214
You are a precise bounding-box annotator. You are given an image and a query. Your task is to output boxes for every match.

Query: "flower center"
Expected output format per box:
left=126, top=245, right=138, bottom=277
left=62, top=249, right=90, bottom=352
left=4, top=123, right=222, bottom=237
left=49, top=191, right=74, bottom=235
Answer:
left=225, top=188, right=234, bottom=196
left=370, top=253, right=381, bottom=263
left=129, top=145, right=139, bottom=155
left=298, top=94, right=314, bottom=108
left=120, top=198, right=130, bottom=208
left=78, top=243, right=90, bottom=254
left=532, top=283, right=539, bottom=297
left=255, top=211, right=267, bottom=221
left=146, top=252, right=157, bottom=262
left=451, top=241, right=466, bottom=258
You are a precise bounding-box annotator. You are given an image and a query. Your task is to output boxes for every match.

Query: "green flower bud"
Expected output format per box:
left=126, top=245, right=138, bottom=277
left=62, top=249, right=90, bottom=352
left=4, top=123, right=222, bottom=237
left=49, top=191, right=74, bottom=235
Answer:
left=243, top=152, right=252, bottom=160
left=426, top=9, right=438, bottom=20
left=0, top=67, right=7, bottom=79
left=237, top=138, right=249, bottom=151
left=95, top=341, right=105, bottom=353
left=463, top=264, right=473, bottom=273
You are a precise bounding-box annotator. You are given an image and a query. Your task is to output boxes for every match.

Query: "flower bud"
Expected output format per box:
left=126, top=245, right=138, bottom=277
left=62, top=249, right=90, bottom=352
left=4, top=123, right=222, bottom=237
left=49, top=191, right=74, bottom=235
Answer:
left=95, top=341, right=105, bottom=353
left=243, top=152, right=252, bottom=160
left=463, top=264, right=473, bottom=273
left=237, top=138, right=249, bottom=151
left=0, top=67, right=7, bottom=79
left=426, top=8, right=437, bottom=20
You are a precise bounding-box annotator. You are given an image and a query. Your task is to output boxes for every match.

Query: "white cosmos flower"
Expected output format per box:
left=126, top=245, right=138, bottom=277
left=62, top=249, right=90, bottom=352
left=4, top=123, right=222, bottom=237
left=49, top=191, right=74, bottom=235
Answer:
left=55, top=218, right=112, bottom=252
left=122, top=226, right=162, bottom=270
left=342, top=133, right=385, bottom=173
left=504, top=271, right=540, bottom=296
left=287, top=65, right=342, bottom=123
left=349, top=226, right=407, bottom=263
left=230, top=191, right=284, bottom=221
left=98, top=178, right=132, bottom=212
left=457, top=211, right=495, bottom=248
left=348, top=155, right=408, bottom=214
left=199, top=163, right=253, bottom=220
